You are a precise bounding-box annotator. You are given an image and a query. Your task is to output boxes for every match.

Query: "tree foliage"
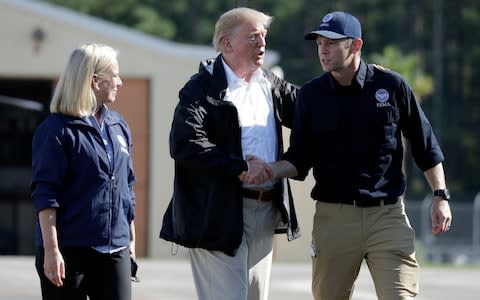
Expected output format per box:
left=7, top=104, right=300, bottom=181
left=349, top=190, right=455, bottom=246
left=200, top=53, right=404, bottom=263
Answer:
left=368, top=46, right=433, bottom=100
left=42, top=0, right=480, bottom=200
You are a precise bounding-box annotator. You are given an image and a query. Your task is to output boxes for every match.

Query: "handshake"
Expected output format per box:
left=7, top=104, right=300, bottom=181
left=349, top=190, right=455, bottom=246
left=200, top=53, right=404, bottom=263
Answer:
left=238, top=155, right=275, bottom=185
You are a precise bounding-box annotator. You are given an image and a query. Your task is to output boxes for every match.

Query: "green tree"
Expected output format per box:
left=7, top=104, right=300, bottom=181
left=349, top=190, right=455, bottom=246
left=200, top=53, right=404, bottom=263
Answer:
left=45, top=0, right=176, bottom=38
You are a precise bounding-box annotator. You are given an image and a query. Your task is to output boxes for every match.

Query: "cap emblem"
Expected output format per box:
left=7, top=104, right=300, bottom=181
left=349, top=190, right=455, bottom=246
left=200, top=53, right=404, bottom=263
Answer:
left=322, top=13, right=334, bottom=22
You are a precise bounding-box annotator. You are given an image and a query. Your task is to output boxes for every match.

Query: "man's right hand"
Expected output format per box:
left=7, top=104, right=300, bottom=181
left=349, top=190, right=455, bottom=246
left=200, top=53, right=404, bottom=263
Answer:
left=239, top=155, right=273, bottom=185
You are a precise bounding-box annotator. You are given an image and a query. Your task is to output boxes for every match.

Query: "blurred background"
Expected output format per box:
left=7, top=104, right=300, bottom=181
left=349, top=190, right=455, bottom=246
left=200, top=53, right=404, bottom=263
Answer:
left=38, top=0, right=480, bottom=206
left=0, top=0, right=479, bottom=266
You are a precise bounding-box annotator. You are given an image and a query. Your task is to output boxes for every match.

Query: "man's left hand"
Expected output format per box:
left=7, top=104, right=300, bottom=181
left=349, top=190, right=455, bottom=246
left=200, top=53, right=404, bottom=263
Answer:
left=431, top=198, right=452, bottom=235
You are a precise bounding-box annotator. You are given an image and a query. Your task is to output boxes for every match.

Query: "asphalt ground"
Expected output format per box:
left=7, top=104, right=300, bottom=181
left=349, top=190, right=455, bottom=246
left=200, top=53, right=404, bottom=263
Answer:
left=2, top=256, right=479, bottom=299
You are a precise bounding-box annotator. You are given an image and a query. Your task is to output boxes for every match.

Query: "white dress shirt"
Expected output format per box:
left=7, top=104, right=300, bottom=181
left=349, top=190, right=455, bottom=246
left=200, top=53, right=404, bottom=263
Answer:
left=222, top=59, right=278, bottom=190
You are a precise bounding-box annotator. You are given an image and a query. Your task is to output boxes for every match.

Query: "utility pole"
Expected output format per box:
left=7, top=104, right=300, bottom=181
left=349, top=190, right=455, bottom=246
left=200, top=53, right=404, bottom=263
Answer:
left=433, top=0, right=444, bottom=138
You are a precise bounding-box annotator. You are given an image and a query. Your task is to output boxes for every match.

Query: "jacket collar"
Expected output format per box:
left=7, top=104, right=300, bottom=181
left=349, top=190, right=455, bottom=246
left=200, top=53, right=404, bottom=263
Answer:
left=58, top=106, right=118, bottom=126
left=200, top=54, right=269, bottom=104
left=327, top=60, right=371, bottom=89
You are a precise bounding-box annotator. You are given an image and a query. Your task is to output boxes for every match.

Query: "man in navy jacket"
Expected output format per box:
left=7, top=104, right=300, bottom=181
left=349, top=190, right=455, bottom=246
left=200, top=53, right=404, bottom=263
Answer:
left=263, top=11, right=452, bottom=300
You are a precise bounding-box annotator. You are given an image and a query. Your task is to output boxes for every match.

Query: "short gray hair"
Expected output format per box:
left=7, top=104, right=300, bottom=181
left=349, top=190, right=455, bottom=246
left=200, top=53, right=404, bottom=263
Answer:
left=212, top=7, right=272, bottom=53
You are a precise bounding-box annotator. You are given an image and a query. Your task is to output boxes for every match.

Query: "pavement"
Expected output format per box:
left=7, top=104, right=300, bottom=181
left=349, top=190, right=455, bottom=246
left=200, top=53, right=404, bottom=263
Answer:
left=2, top=256, right=480, bottom=299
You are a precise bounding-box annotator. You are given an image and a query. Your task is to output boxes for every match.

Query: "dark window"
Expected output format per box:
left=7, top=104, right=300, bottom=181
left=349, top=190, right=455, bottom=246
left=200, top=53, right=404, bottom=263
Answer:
left=0, top=79, right=51, bottom=254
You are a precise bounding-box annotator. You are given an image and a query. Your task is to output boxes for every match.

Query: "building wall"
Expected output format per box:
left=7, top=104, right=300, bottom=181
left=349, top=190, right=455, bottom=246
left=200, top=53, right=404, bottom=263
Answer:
left=109, top=79, right=150, bottom=257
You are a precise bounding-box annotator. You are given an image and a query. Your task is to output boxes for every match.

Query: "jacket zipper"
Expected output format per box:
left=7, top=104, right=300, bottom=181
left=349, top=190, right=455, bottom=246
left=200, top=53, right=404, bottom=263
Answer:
left=104, top=123, right=115, bottom=250
left=92, top=117, right=115, bottom=250
left=108, top=174, right=115, bottom=249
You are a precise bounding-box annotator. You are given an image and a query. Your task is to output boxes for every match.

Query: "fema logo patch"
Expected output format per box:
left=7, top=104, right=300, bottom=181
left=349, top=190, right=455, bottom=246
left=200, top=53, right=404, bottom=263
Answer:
left=375, top=89, right=390, bottom=107
left=117, top=135, right=127, bottom=147
left=117, top=135, right=130, bottom=155
left=375, top=89, right=389, bottom=102
left=322, top=13, right=334, bottom=23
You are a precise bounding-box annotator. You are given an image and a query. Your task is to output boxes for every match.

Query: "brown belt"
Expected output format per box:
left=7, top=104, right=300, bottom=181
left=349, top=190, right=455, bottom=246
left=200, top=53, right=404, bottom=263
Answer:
left=241, top=188, right=277, bottom=202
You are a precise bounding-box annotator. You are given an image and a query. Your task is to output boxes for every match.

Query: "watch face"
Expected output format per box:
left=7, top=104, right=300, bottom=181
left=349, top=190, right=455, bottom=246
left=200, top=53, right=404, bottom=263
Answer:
left=434, top=189, right=450, bottom=200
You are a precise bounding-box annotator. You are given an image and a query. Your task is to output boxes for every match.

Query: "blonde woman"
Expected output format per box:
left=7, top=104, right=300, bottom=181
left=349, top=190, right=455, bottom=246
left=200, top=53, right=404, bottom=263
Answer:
left=32, top=43, right=136, bottom=300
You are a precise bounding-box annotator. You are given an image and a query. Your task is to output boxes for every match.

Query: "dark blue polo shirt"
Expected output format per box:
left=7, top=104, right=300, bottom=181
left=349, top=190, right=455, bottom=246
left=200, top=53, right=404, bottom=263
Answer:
left=283, top=60, right=444, bottom=203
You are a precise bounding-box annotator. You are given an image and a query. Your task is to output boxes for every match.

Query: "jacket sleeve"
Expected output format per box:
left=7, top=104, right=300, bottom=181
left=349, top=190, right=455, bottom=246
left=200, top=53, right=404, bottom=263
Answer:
left=120, top=117, right=137, bottom=211
left=31, top=117, right=69, bottom=213
left=282, top=87, right=314, bottom=180
left=267, top=70, right=298, bottom=129
left=397, top=79, right=444, bottom=171
left=169, top=79, right=248, bottom=177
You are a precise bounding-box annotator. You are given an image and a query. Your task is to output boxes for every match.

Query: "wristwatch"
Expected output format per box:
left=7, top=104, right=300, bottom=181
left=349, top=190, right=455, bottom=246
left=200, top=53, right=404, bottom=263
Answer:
left=433, top=189, right=451, bottom=200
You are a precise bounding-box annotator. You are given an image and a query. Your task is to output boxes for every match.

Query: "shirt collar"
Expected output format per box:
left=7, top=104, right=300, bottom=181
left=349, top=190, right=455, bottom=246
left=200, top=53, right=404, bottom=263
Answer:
left=86, top=105, right=108, bottom=128
left=327, top=60, right=368, bottom=89
left=355, top=60, right=367, bottom=88
left=95, top=105, right=109, bottom=125
left=221, top=58, right=265, bottom=88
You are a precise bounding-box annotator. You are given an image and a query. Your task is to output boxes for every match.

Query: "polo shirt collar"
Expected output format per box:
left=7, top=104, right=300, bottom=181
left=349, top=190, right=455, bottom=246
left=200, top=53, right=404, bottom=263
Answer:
left=327, top=60, right=369, bottom=89
left=356, top=60, right=367, bottom=88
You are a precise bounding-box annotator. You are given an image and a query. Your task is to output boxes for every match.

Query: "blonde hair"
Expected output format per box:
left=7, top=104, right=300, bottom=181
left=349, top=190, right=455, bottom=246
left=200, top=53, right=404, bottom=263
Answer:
left=50, top=43, right=118, bottom=117
left=213, top=7, right=272, bottom=53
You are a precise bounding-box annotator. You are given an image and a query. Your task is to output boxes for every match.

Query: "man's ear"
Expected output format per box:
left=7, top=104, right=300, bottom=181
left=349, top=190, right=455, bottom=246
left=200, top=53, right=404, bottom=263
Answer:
left=351, top=38, right=363, bottom=54
left=222, top=37, right=233, bottom=53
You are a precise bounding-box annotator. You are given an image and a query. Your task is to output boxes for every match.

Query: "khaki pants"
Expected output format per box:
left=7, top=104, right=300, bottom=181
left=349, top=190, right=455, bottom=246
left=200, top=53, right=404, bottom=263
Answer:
left=189, top=197, right=276, bottom=300
left=311, top=199, right=419, bottom=300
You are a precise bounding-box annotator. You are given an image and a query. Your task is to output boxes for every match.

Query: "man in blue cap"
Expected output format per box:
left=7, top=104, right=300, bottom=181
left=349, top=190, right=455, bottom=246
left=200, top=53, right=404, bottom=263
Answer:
left=256, top=10, right=452, bottom=300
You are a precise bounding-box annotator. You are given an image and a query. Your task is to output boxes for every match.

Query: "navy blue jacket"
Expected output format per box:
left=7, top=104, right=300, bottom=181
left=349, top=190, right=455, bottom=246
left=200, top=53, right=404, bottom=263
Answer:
left=160, top=55, right=301, bottom=256
left=31, top=109, right=135, bottom=248
left=283, top=61, right=444, bottom=202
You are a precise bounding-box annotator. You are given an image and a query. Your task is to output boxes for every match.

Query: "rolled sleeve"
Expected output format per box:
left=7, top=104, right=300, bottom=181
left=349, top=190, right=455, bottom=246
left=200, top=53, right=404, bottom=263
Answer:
left=400, top=82, right=445, bottom=171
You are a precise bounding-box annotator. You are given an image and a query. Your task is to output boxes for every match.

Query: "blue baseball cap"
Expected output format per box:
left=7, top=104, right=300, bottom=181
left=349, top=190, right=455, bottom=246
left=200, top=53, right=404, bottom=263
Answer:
left=305, top=11, right=362, bottom=40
